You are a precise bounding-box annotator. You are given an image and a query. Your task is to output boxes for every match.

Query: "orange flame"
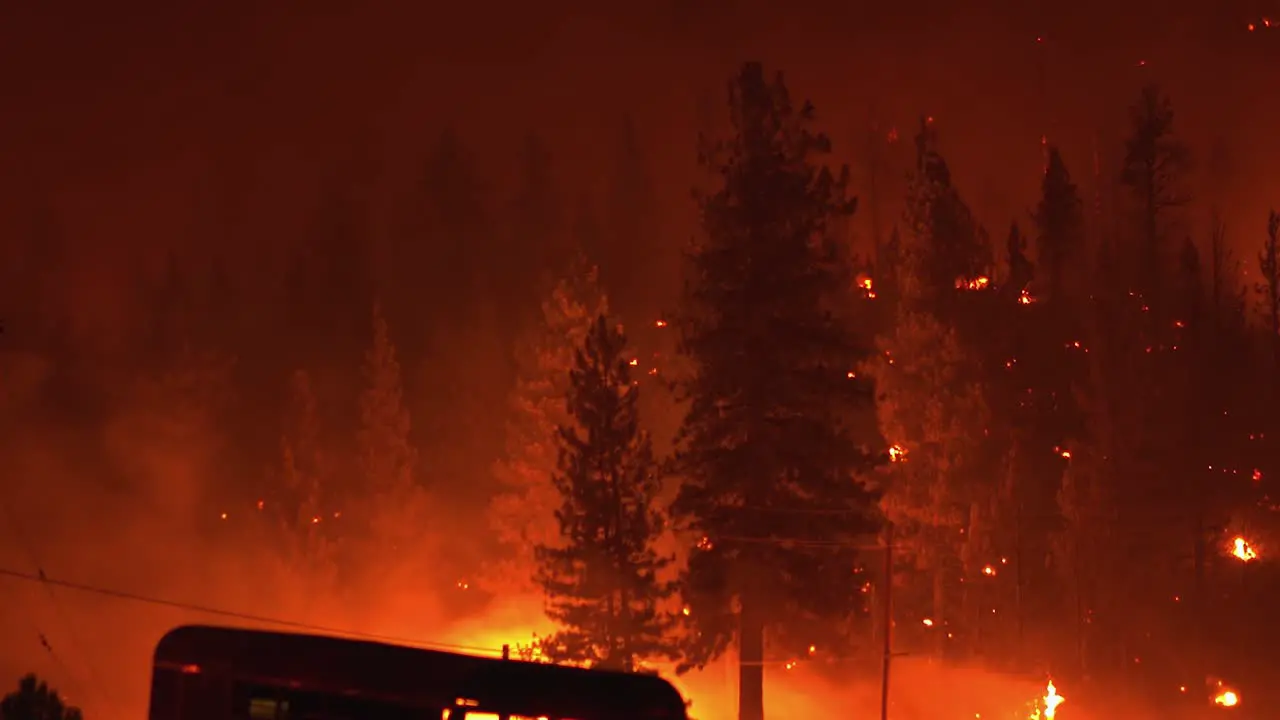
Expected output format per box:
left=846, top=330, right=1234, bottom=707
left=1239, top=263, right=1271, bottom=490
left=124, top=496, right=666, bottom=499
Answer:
left=1214, top=688, right=1240, bottom=707
left=1231, top=536, right=1258, bottom=562
left=955, top=275, right=991, bottom=291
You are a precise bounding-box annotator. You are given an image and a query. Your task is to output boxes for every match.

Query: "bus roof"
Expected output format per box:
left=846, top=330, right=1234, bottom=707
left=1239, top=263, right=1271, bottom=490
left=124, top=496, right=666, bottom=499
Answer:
left=153, top=625, right=688, bottom=719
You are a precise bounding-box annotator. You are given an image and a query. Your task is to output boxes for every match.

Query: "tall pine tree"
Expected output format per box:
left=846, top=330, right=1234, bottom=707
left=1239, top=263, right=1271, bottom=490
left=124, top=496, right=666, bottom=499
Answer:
left=535, top=314, right=675, bottom=672
left=670, top=62, right=881, bottom=720
left=869, top=256, right=990, bottom=659
left=487, top=255, right=610, bottom=592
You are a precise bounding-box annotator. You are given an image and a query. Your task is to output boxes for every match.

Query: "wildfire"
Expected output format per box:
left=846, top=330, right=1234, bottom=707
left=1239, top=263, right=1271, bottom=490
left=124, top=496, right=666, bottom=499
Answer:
left=857, top=275, right=877, bottom=298
left=956, top=275, right=991, bottom=291
left=1028, top=680, right=1065, bottom=719
left=888, top=444, right=908, bottom=462
left=1230, top=536, right=1258, bottom=562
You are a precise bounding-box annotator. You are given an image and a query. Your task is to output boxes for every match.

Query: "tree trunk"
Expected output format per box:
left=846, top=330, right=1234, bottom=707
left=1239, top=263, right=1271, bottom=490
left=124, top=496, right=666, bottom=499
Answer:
left=738, top=600, right=766, bottom=720
left=932, top=558, right=946, bottom=659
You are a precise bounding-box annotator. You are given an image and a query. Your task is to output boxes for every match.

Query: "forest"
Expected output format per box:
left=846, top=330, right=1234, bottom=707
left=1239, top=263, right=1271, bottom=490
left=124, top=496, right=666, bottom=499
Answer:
left=2, top=57, right=1278, bottom=720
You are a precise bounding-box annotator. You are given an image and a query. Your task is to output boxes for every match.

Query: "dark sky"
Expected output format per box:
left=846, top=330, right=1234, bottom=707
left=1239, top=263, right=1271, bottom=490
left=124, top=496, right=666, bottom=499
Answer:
left=1, top=0, right=1278, bottom=339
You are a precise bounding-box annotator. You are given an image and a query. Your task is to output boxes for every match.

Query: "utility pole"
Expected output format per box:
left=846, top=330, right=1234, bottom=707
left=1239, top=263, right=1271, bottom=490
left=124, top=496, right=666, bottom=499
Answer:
left=880, top=521, right=894, bottom=720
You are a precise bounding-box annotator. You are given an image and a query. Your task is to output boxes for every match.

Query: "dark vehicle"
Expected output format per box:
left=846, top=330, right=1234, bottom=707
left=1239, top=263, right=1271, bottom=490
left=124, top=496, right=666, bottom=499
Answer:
left=148, top=625, right=689, bottom=720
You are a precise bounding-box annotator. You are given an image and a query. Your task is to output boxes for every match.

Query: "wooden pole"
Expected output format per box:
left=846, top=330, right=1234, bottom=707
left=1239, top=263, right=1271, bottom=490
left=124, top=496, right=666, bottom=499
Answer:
left=881, top=522, right=894, bottom=720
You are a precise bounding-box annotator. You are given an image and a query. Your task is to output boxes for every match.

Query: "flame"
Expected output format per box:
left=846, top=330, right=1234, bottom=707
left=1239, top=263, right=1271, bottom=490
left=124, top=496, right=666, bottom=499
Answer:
left=1028, top=680, right=1065, bottom=719
left=654, top=319, right=667, bottom=328
left=888, top=444, right=907, bottom=462
left=1214, top=689, right=1240, bottom=707
left=955, top=276, right=991, bottom=291
left=857, top=275, right=877, bottom=298
left=981, top=564, right=997, bottom=577
left=1230, top=536, right=1258, bottom=562
left=1018, top=288, right=1035, bottom=305
left=1043, top=680, right=1064, bottom=718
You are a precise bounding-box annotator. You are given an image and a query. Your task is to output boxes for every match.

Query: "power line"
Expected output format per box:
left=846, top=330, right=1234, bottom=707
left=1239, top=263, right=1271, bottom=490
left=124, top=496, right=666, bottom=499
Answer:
left=0, top=566, right=499, bottom=656
left=0, top=498, right=115, bottom=713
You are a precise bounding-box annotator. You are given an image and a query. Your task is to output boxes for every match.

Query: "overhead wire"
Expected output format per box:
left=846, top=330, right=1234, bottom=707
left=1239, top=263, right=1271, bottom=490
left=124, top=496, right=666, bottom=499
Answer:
left=0, top=493, right=115, bottom=713
left=0, top=565, right=500, bottom=656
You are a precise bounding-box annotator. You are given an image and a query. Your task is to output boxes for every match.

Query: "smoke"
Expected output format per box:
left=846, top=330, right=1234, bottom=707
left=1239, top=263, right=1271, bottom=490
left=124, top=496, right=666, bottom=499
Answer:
left=0, top=344, right=1170, bottom=720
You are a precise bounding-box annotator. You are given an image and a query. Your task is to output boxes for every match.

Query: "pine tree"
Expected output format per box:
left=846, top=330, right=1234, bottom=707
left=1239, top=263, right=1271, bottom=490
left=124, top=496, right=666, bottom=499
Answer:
left=356, top=302, right=422, bottom=556
left=535, top=314, right=675, bottom=672
left=902, top=118, right=992, bottom=303
left=670, top=62, right=882, bottom=720
left=488, top=256, right=610, bottom=592
left=1, top=674, right=82, bottom=720
left=1119, top=84, right=1189, bottom=299
left=1034, top=148, right=1085, bottom=303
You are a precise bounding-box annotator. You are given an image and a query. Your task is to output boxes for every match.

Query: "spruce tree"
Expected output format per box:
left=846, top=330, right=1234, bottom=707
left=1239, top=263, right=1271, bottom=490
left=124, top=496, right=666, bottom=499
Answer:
left=869, top=256, right=989, bottom=659
left=536, top=314, right=675, bottom=672
left=669, top=62, right=882, bottom=720
left=488, top=255, right=609, bottom=592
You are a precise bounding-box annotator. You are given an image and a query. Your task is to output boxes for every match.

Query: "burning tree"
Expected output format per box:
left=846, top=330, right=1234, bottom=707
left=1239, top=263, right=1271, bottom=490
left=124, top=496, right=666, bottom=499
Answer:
left=1, top=674, right=82, bottom=720
left=535, top=315, right=676, bottom=672
left=669, top=61, right=882, bottom=720
left=488, top=255, right=609, bottom=592
left=901, top=117, right=992, bottom=303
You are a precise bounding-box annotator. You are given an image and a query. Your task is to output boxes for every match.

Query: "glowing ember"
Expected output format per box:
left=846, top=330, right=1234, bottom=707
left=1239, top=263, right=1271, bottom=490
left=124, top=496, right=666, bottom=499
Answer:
left=889, top=444, right=907, bottom=462
left=981, top=564, right=997, bottom=577
left=654, top=319, right=667, bottom=328
left=1230, top=536, right=1258, bottom=562
left=1214, top=689, right=1240, bottom=707
left=921, top=618, right=934, bottom=627
left=1018, top=288, right=1035, bottom=305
